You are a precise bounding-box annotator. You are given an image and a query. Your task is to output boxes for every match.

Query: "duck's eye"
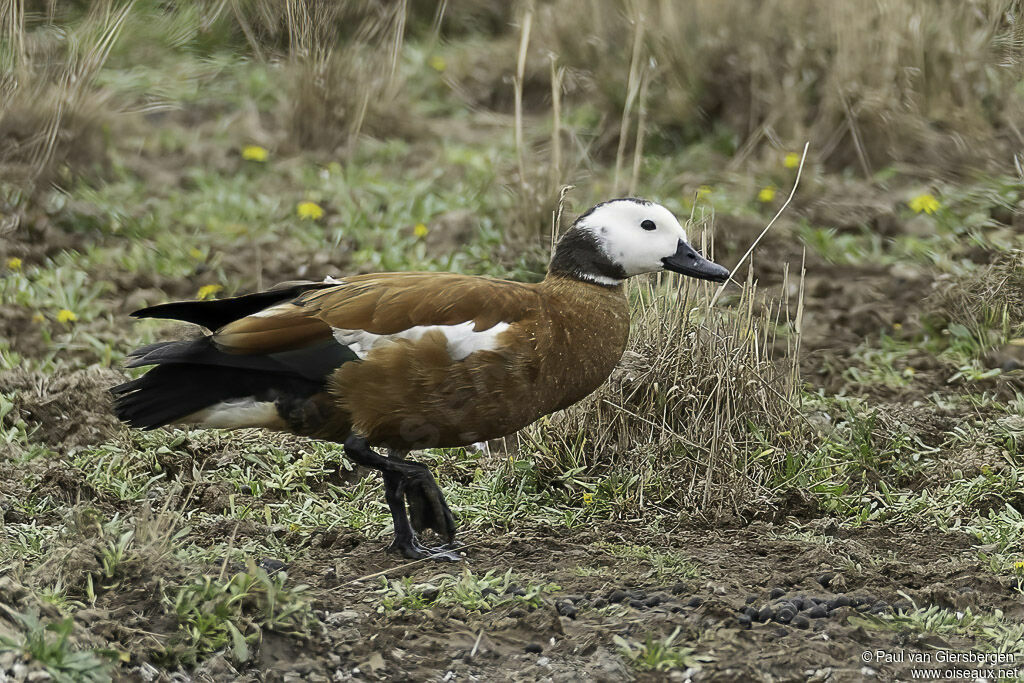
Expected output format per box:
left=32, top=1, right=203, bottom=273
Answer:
left=641, top=219, right=657, bottom=231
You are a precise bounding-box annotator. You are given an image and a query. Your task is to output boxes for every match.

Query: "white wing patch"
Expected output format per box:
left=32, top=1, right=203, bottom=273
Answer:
left=333, top=321, right=511, bottom=361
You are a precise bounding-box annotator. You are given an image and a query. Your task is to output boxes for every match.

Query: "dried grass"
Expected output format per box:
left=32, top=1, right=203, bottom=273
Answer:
left=537, top=0, right=1024, bottom=174
left=508, top=1, right=587, bottom=245
left=929, top=250, right=1024, bottom=354
left=0, top=0, right=133, bottom=205
left=277, top=0, right=410, bottom=151
left=521, top=262, right=808, bottom=519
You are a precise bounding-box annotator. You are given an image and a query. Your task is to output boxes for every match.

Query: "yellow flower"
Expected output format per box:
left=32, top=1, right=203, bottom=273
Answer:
left=909, top=193, right=940, bottom=215
left=784, top=152, right=800, bottom=169
left=582, top=492, right=594, bottom=505
left=197, top=284, right=223, bottom=300
left=1015, top=560, right=1024, bottom=571
left=902, top=367, right=915, bottom=378
left=6, top=257, right=22, bottom=270
left=758, top=186, right=776, bottom=203
left=428, top=55, right=447, bottom=72
left=241, top=145, right=268, bottom=162
left=297, top=201, right=324, bottom=221
left=32, top=313, right=45, bottom=323
left=696, top=185, right=712, bottom=200
left=414, top=223, right=429, bottom=238
left=188, top=248, right=204, bottom=261
left=56, top=309, right=77, bottom=324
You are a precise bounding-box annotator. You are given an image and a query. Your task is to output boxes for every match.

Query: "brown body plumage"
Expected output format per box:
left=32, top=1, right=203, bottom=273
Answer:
left=212, top=273, right=629, bottom=448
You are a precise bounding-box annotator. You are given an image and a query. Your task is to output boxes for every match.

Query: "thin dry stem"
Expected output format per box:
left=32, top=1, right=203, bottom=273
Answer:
left=513, top=0, right=534, bottom=199
left=709, top=141, right=809, bottom=307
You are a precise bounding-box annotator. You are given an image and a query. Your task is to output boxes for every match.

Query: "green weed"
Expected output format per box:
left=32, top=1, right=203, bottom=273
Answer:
left=0, top=608, right=113, bottom=683
left=614, top=626, right=710, bottom=673
left=164, top=565, right=313, bottom=665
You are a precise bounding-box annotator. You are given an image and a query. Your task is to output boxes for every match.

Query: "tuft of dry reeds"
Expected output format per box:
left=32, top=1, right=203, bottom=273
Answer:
left=238, top=0, right=411, bottom=152
left=537, top=0, right=1024, bottom=175
left=0, top=1, right=134, bottom=206
left=929, top=250, right=1024, bottom=356
left=521, top=260, right=808, bottom=519
left=508, top=0, right=566, bottom=243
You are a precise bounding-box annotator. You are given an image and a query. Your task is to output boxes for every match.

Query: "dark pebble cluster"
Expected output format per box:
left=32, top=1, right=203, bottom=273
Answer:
left=515, top=578, right=907, bottom=653
left=735, top=588, right=905, bottom=631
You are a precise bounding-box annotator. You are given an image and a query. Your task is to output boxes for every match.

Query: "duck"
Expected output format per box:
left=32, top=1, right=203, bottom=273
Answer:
left=112, top=198, right=730, bottom=561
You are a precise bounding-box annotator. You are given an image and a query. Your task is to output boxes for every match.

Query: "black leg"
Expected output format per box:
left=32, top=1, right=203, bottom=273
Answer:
left=388, top=449, right=457, bottom=544
left=343, top=435, right=460, bottom=561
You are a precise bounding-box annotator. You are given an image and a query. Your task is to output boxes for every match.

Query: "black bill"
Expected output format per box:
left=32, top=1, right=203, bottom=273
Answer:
left=661, top=241, right=730, bottom=282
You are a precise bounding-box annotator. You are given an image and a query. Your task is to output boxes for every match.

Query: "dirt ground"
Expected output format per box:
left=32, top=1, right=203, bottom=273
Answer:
left=1, top=441, right=1019, bottom=683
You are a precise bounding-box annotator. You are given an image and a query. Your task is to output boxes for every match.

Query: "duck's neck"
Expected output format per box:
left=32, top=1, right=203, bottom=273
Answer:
left=546, top=227, right=627, bottom=288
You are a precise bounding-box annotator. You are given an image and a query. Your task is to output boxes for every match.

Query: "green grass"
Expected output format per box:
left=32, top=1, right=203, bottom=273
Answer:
left=852, top=601, right=1024, bottom=655
left=377, top=568, right=560, bottom=613
left=596, top=543, right=701, bottom=584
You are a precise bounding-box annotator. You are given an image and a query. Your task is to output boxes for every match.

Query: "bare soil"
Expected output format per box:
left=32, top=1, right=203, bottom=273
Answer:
left=1, top=354, right=1021, bottom=682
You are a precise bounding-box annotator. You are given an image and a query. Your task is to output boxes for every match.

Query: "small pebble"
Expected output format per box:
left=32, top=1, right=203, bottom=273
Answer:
left=741, top=606, right=756, bottom=618
left=537, top=657, right=550, bottom=667
left=792, top=615, right=810, bottom=629
left=816, top=573, right=835, bottom=588
left=686, top=597, right=703, bottom=608
left=556, top=601, right=578, bottom=619
left=671, top=582, right=689, bottom=595
left=826, top=595, right=851, bottom=610
left=643, top=595, right=662, bottom=608
left=737, top=614, right=752, bottom=629
left=669, top=605, right=683, bottom=613
left=592, top=597, right=607, bottom=609
left=744, top=594, right=757, bottom=604
left=627, top=589, right=647, bottom=600
left=524, top=643, right=543, bottom=654
left=774, top=608, right=795, bottom=624
left=628, top=599, right=646, bottom=609
left=806, top=604, right=828, bottom=619
left=769, top=587, right=785, bottom=599
left=607, top=589, right=628, bottom=603
left=258, top=558, right=286, bottom=573
left=756, top=605, right=773, bottom=622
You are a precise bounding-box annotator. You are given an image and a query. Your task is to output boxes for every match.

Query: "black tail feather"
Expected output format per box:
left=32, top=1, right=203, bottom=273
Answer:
left=112, top=336, right=353, bottom=430
left=132, top=281, right=335, bottom=331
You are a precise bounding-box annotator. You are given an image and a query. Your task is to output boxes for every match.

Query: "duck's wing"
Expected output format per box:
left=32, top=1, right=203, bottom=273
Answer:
left=212, top=272, right=540, bottom=356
